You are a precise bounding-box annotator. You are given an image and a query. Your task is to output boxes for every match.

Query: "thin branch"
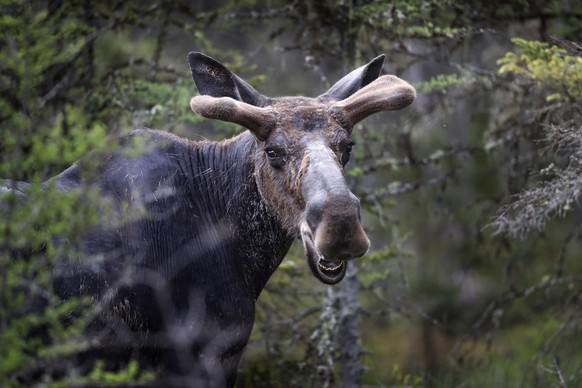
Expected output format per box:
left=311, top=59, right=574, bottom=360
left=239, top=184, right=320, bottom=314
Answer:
left=553, top=357, right=568, bottom=388
left=470, top=275, right=582, bottom=334
left=362, top=173, right=452, bottom=203
left=361, top=144, right=480, bottom=174
left=38, top=23, right=115, bottom=108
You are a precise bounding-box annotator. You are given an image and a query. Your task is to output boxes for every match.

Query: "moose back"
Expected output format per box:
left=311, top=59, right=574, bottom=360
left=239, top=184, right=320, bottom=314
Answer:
left=3, top=52, right=415, bottom=386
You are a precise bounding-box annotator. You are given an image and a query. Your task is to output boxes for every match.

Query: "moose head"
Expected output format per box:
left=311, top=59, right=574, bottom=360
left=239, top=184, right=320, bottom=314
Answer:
left=188, top=52, right=415, bottom=284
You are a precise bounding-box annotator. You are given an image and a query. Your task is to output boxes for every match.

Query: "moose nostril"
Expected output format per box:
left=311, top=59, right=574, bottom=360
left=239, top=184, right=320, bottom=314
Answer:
left=305, top=200, right=324, bottom=231
left=344, top=234, right=370, bottom=259
left=316, top=229, right=370, bottom=261
left=354, top=236, right=371, bottom=258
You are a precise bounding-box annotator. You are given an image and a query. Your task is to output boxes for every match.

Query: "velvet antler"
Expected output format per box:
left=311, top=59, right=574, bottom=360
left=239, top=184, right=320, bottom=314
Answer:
left=190, top=96, right=277, bottom=141
left=329, top=75, right=416, bottom=130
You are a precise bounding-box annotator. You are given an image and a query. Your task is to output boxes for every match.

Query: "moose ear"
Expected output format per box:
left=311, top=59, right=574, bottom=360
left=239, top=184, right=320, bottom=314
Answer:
left=188, top=52, right=268, bottom=107
left=319, top=55, right=385, bottom=102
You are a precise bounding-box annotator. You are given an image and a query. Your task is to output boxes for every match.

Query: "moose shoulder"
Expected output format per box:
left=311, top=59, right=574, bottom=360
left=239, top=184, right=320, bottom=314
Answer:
left=9, top=52, right=415, bottom=386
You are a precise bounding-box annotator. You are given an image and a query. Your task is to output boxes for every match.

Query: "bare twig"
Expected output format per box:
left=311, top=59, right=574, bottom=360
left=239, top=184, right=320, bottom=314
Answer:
left=363, top=173, right=453, bottom=203
left=553, top=357, right=568, bottom=388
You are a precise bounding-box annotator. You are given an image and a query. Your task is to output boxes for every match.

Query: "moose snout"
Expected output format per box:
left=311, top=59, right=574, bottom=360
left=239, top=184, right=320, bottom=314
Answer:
left=306, top=193, right=370, bottom=261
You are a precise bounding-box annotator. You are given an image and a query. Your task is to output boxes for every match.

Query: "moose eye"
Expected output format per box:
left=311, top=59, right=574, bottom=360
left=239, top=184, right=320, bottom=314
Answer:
left=264, top=146, right=287, bottom=169
left=265, top=148, right=278, bottom=158
left=340, top=142, right=355, bottom=166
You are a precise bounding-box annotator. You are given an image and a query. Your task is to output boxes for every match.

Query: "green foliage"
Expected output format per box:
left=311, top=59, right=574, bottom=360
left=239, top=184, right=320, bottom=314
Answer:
left=491, top=39, right=582, bottom=238
left=352, top=0, right=468, bottom=40
left=390, top=363, right=424, bottom=387
left=359, top=243, right=409, bottom=287
left=498, top=38, right=582, bottom=102
left=414, top=73, right=493, bottom=94
left=56, top=360, right=155, bottom=387
left=0, top=0, right=200, bottom=385
left=0, top=297, right=90, bottom=382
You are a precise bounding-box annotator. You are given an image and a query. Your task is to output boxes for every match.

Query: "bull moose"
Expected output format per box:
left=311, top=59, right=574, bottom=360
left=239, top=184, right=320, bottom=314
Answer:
left=2, top=52, right=415, bottom=386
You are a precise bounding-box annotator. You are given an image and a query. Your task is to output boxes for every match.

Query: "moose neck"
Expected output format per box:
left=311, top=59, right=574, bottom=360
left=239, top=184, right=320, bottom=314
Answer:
left=181, top=131, right=293, bottom=299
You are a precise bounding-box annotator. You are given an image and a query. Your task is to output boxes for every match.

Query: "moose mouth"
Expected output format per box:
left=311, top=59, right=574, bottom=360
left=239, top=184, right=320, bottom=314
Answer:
left=300, top=222, right=347, bottom=285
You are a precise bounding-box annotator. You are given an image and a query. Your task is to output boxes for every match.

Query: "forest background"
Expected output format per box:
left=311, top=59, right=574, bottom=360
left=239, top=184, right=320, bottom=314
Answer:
left=1, top=0, right=581, bottom=386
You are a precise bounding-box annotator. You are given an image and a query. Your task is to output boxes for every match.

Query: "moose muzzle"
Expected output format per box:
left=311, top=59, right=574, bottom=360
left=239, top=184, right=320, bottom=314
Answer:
left=300, top=144, right=370, bottom=284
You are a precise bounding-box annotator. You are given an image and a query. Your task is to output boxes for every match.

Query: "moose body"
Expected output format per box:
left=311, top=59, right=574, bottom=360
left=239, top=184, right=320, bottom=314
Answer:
left=51, top=129, right=291, bottom=386
left=3, top=52, right=415, bottom=386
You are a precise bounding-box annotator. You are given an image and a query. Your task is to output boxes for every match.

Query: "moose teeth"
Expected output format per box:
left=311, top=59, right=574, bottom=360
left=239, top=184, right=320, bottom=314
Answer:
left=318, top=259, right=343, bottom=273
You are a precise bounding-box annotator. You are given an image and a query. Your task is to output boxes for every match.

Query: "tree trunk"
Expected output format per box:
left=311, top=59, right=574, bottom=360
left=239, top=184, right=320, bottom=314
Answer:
left=337, top=263, right=362, bottom=387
